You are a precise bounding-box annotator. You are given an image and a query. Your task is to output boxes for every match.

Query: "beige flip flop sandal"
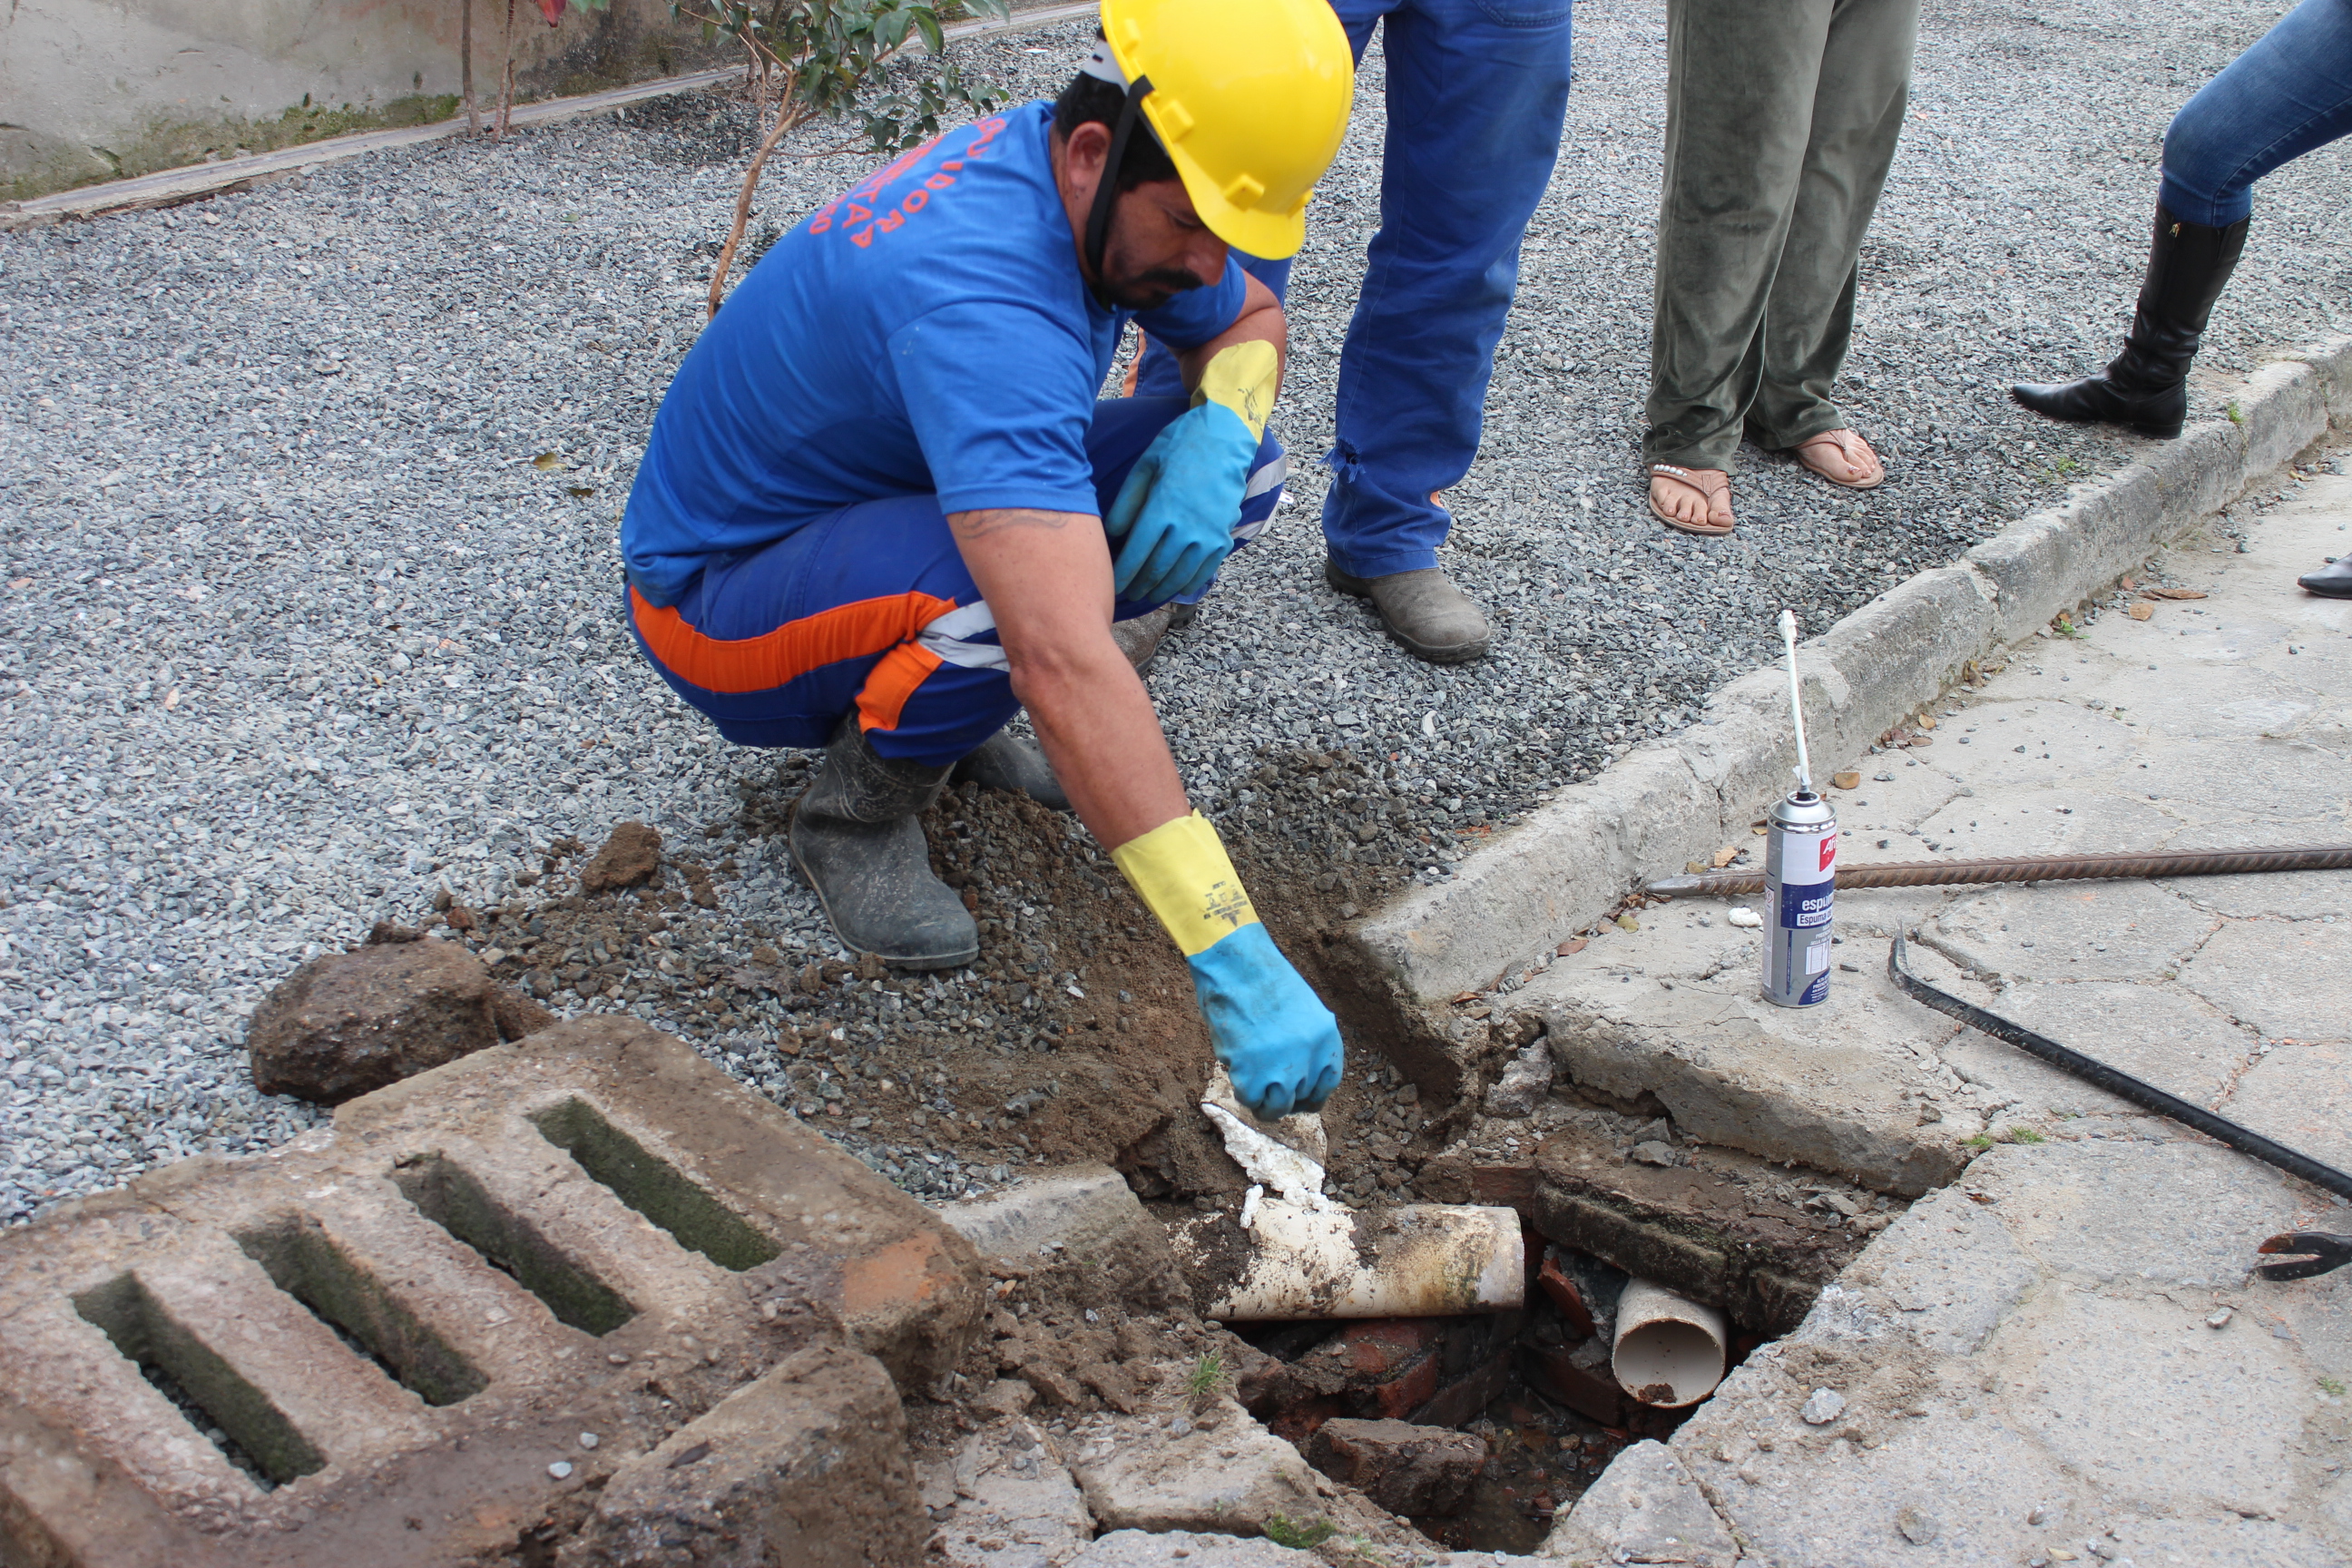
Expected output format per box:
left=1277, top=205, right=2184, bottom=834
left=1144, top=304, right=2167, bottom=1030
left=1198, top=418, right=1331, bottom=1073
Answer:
left=1794, top=428, right=1885, bottom=489
left=1648, top=464, right=1736, bottom=536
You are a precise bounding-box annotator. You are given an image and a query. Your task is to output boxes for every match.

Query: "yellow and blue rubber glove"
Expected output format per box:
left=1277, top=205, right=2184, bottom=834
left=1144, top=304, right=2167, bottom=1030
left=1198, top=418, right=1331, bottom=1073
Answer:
left=1104, top=340, right=1279, bottom=605
left=1112, top=810, right=1342, bottom=1119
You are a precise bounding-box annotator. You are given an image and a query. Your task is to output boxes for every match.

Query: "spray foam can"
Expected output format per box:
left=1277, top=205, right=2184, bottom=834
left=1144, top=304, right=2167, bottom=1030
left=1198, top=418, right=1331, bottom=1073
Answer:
left=1763, top=789, right=1837, bottom=1007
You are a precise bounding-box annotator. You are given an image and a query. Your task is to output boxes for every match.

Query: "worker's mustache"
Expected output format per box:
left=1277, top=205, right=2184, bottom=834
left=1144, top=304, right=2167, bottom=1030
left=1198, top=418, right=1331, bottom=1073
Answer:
left=1105, top=265, right=1210, bottom=308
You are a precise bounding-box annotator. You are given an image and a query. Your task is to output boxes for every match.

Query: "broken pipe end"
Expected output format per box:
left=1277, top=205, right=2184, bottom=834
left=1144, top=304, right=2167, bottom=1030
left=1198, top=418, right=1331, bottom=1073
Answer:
left=1612, top=1279, right=1727, bottom=1408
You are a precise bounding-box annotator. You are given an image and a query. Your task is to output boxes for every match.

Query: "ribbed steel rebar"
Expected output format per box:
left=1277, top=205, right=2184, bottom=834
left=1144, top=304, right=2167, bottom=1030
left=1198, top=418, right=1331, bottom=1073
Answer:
left=1644, top=844, right=2352, bottom=897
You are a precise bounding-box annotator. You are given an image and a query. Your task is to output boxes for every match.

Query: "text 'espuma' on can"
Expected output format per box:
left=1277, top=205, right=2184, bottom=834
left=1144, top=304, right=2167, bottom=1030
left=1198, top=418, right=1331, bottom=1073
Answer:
left=1764, top=789, right=1837, bottom=1008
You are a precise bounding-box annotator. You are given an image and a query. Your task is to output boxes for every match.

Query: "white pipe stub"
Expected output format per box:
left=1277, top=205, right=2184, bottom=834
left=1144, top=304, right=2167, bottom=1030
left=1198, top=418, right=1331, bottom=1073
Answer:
left=1173, top=1200, right=1525, bottom=1321
left=1612, top=1279, right=1728, bottom=1408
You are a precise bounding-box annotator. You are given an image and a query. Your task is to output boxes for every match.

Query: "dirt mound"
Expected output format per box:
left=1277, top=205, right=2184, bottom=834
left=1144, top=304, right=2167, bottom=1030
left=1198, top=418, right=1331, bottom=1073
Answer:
left=579, top=819, right=664, bottom=894
left=377, top=740, right=1458, bottom=1218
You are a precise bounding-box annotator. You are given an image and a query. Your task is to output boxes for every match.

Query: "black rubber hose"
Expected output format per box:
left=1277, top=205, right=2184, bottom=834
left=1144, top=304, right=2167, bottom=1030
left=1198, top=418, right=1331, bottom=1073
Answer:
left=1648, top=843, right=2352, bottom=897
left=1888, top=935, right=2352, bottom=1203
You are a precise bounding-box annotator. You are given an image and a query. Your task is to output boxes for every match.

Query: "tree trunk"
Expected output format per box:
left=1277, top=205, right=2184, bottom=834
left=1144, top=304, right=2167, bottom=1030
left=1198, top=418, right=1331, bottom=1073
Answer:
left=497, top=0, right=517, bottom=135
left=461, top=0, right=479, bottom=134
left=707, top=94, right=803, bottom=319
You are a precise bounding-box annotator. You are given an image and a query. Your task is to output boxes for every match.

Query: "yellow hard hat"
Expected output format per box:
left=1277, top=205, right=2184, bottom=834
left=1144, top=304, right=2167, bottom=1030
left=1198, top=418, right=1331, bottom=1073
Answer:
left=1100, top=0, right=1355, bottom=260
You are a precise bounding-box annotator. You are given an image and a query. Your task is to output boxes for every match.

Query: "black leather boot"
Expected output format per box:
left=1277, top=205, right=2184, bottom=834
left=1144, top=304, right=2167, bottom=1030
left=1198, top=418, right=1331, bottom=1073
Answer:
left=2300, top=554, right=2352, bottom=599
left=789, top=720, right=976, bottom=969
left=2012, top=206, right=2249, bottom=439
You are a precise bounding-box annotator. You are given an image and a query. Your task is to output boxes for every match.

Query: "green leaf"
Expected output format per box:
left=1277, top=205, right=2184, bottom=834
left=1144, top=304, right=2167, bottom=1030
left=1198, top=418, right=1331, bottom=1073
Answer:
left=912, top=6, right=945, bottom=53
left=877, top=6, right=911, bottom=47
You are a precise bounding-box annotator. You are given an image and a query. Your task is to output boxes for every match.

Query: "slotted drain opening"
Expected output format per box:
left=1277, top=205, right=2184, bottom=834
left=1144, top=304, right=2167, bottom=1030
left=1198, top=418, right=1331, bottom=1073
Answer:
left=391, top=1153, right=637, bottom=1336
left=1234, top=1240, right=1771, bottom=1554
left=236, top=1213, right=488, bottom=1407
left=530, top=1097, right=781, bottom=1272
left=73, top=1272, right=326, bottom=1490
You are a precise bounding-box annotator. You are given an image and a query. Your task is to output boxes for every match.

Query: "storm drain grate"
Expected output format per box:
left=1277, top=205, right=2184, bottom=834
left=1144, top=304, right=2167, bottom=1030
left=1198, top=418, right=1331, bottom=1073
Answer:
left=73, top=1272, right=325, bottom=1490
left=391, top=1152, right=638, bottom=1336
left=237, top=1213, right=488, bottom=1407
left=532, top=1097, right=782, bottom=1273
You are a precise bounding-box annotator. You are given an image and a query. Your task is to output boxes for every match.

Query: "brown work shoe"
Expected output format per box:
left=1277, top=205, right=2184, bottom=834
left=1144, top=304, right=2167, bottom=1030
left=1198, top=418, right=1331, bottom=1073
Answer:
left=1112, top=603, right=1180, bottom=671
left=1324, top=558, right=1491, bottom=663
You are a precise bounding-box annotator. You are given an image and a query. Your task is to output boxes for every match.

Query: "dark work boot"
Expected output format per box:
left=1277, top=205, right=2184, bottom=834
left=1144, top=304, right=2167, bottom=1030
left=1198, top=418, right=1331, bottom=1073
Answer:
left=1112, top=604, right=1181, bottom=672
left=2012, top=206, right=2249, bottom=439
left=1324, top=557, right=1491, bottom=663
left=2300, top=554, right=2352, bottom=599
left=950, top=728, right=1071, bottom=811
left=789, top=720, right=976, bottom=970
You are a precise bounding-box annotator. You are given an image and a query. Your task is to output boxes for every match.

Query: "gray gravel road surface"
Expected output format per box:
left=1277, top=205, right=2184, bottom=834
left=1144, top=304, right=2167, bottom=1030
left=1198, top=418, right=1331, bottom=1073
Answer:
left=4, top=0, right=2347, bottom=1220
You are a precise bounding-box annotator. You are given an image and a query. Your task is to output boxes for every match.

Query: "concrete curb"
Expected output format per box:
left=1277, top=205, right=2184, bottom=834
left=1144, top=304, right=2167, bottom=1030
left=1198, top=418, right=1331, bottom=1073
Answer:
left=1348, top=336, right=2352, bottom=1008
left=0, top=0, right=1101, bottom=230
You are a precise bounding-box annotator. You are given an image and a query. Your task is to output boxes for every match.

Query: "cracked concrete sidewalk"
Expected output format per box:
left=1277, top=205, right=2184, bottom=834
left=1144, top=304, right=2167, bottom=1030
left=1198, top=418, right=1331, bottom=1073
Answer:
left=1531, top=461, right=2352, bottom=1565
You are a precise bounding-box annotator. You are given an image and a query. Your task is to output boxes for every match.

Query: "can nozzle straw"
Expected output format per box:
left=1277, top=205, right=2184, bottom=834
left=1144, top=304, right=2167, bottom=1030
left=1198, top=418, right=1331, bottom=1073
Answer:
left=1779, top=609, right=1813, bottom=793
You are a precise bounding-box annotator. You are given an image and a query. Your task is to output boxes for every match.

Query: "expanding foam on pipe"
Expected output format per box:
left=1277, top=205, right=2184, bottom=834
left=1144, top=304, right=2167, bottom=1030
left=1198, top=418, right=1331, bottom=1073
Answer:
left=1172, top=1202, right=1525, bottom=1320
left=1612, top=1279, right=1727, bottom=1408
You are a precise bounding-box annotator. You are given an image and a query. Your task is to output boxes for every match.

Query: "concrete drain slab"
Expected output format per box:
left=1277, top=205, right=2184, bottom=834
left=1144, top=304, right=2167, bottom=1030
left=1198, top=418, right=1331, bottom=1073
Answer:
left=0, top=1017, right=984, bottom=1568
left=1507, top=916, right=1983, bottom=1197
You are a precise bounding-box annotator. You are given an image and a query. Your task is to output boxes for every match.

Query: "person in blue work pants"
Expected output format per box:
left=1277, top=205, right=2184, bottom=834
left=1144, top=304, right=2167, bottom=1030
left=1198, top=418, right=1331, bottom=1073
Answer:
left=616, top=0, right=1362, bottom=1121
left=2010, top=0, right=2352, bottom=599
left=629, top=399, right=1285, bottom=768
left=1131, top=0, right=1574, bottom=664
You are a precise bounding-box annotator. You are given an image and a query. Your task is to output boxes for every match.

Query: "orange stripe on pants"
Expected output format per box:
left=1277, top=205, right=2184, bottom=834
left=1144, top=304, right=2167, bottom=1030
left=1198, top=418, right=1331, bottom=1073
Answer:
left=857, top=642, right=946, bottom=734
left=628, top=585, right=957, bottom=708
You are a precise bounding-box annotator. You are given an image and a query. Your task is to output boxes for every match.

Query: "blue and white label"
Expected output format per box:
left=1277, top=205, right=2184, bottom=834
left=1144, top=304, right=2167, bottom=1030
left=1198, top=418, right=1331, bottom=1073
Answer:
left=1779, top=879, right=1834, bottom=928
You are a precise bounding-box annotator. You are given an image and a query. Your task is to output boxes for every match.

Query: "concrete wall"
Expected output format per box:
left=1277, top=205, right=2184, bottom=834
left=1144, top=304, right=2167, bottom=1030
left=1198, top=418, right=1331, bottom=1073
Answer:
left=0, top=0, right=732, bottom=203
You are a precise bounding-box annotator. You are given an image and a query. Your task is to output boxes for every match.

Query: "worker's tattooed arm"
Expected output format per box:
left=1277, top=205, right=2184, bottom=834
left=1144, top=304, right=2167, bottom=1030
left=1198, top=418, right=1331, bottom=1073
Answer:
left=946, top=506, right=1191, bottom=848
left=948, top=501, right=1340, bottom=1120
left=946, top=509, right=1074, bottom=539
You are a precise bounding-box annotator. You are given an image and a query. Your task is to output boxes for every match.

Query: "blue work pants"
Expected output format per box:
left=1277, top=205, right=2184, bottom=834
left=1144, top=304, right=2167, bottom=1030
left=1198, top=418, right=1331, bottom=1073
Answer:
left=2160, top=0, right=2352, bottom=229
left=1136, top=0, right=1573, bottom=580
left=628, top=397, right=1287, bottom=767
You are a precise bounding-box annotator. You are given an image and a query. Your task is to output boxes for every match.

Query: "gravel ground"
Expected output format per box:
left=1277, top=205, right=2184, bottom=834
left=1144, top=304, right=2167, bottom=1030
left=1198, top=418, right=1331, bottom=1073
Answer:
left=5, top=0, right=2349, bottom=1222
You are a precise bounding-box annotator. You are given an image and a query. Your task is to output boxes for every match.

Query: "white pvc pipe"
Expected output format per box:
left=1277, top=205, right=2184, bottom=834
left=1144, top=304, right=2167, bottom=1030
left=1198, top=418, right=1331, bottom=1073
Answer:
left=1611, top=1279, right=1728, bottom=1408
left=1171, top=1201, right=1525, bottom=1320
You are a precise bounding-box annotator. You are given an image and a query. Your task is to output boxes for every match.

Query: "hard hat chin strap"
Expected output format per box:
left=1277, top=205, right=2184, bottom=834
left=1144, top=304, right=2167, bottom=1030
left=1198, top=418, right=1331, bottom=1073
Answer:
left=1083, top=73, right=1155, bottom=306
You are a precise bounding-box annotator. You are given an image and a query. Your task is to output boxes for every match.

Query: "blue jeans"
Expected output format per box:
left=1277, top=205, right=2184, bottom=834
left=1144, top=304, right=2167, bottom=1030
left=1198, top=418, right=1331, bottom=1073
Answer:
left=1136, top=0, right=1574, bottom=580
left=2160, top=0, right=2352, bottom=227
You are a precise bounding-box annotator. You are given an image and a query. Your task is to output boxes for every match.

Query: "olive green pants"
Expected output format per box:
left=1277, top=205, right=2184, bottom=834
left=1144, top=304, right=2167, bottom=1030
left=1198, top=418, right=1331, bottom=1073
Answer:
left=1643, top=0, right=1918, bottom=471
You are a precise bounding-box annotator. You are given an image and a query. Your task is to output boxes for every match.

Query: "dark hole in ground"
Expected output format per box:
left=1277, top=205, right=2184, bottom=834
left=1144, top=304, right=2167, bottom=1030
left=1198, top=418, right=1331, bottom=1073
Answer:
left=1230, top=1234, right=1769, bottom=1554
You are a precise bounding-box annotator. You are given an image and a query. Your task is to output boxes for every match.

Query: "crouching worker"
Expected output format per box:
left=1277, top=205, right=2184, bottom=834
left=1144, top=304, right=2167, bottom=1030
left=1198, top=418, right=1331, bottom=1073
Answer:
left=618, top=0, right=1355, bottom=1117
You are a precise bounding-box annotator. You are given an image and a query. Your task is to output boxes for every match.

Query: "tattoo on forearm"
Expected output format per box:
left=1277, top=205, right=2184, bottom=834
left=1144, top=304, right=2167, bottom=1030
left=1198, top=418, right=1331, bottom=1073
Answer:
left=950, top=509, right=1077, bottom=540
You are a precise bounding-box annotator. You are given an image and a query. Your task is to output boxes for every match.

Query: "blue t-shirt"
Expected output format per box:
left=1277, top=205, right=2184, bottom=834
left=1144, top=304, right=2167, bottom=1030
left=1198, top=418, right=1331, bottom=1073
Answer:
left=622, top=101, right=1250, bottom=607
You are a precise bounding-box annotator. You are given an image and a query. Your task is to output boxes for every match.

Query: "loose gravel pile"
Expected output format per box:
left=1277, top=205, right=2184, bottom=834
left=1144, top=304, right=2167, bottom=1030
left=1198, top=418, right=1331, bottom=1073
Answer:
left=5, top=0, right=2348, bottom=1222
